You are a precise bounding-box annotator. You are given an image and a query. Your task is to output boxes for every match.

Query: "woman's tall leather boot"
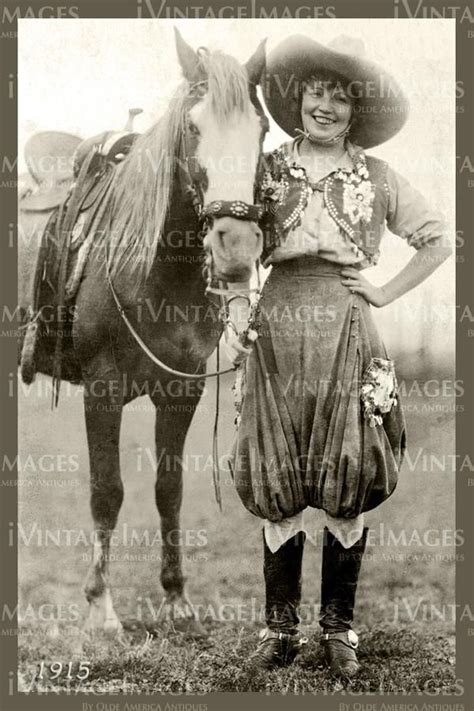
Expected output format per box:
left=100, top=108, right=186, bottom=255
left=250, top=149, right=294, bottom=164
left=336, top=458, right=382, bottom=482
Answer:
left=251, top=530, right=307, bottom=670
left=319, top=526, right=368, bottom=677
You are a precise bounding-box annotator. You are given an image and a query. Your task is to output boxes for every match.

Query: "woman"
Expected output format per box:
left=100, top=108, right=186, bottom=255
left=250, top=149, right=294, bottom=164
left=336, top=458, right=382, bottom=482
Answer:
left=226, top=35, right=451, bottom=677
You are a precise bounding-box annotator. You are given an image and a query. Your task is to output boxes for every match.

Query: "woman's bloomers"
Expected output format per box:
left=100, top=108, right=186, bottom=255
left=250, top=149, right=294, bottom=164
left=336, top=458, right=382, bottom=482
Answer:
left=230, top=137, right=446, bottom=551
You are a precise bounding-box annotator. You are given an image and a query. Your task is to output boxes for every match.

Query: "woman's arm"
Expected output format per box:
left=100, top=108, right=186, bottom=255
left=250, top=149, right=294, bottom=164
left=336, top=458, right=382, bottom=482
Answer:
left=342, top=165, right=453, bottom=307
left=341, top=241, right=452, bottom=307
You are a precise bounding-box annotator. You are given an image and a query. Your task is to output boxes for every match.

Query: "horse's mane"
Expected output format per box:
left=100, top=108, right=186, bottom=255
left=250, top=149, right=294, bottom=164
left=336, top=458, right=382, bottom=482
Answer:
left=107, top=50, right=251, bottom=286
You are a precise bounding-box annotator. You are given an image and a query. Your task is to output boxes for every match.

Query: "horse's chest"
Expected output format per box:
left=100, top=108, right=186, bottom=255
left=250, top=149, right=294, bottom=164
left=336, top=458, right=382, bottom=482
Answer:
left=136, top=301, right=222, bottom=367
left=174, top=320, right=220, bottom=362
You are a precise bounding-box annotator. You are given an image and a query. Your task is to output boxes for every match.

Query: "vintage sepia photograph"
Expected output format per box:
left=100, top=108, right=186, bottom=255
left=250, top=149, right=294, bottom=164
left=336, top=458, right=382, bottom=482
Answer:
left=15, top=14, right=457, bottom=698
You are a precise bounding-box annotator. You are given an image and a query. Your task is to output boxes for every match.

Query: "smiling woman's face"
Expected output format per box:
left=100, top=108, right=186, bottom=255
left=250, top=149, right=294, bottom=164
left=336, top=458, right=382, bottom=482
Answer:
left=300, top=77, right=353, bottom=143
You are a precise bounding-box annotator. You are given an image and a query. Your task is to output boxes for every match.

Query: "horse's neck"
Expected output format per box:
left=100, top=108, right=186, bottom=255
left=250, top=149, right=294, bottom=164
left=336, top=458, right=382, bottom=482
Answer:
left=147, top=175, right=207, bottom=300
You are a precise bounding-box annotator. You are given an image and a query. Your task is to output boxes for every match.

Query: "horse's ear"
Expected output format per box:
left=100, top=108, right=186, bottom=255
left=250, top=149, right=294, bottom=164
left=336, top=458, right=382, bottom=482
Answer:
left=245, top=38, right=267, bottom=85
left=174, top=27, right=199, bottom=81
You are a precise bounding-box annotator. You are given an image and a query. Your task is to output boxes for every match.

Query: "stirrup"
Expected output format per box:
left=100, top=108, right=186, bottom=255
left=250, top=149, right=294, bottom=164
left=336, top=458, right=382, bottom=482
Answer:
left=250, top=627, right=308, bottom=670
left=321, top=629, right=360, bottom=678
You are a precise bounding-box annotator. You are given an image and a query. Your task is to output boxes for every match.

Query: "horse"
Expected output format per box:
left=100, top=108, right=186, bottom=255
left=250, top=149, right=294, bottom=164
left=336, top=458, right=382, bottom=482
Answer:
left=19, top=28, right=267, bottom=635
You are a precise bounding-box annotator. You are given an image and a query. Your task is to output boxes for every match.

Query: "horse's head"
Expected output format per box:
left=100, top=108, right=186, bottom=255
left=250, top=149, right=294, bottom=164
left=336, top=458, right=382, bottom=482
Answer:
left=175, top=29, right=267, bottom=283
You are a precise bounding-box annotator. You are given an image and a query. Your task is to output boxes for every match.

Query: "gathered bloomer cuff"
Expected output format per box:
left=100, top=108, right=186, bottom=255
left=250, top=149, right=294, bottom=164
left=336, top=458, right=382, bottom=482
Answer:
left=264, top=510, right=365, bottom=553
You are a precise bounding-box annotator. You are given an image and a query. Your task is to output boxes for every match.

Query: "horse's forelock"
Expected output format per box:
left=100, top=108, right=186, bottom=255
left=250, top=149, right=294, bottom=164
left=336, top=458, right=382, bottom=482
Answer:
left=201, top=51, right=251, bottom=121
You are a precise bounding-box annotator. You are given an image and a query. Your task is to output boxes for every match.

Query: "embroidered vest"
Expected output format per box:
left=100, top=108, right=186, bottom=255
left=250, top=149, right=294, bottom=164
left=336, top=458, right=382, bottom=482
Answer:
left=257, top=143, right=389, bottom=263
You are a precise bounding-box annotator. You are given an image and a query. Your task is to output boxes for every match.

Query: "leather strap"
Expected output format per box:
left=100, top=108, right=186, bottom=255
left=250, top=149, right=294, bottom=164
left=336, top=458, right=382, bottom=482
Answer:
left=202, top=199, right=263, bottom=223
left=259, top=628, right=308, bottom=645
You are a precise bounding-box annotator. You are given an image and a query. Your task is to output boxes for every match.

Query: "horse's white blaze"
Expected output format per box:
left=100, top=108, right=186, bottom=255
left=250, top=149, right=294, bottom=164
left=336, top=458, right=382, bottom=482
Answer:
left=190, top=100, right=262, bottom=204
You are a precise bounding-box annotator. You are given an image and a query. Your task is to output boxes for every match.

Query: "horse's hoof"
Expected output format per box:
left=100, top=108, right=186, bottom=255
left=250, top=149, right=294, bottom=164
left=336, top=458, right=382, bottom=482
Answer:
left=84, top=620, right=124, bottom=642
left=159, top=596, right=208, bottom=637
left=84, top=589, right=123, bottom=638
left=103, top=618, right=124, bottom=637
left=84, top=613, right=123, bottom=639
left=169, top=615, right=208, bottom=638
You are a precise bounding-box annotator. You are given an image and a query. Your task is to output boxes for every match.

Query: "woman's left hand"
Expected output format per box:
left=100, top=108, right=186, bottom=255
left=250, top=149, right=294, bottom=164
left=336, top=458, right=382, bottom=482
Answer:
left=340, top=268, right=389, bottom=307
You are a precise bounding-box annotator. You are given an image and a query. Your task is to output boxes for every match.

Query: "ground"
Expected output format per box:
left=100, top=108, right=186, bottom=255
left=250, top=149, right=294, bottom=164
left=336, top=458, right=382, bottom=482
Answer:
left=16, top=372, right=456, bottom=695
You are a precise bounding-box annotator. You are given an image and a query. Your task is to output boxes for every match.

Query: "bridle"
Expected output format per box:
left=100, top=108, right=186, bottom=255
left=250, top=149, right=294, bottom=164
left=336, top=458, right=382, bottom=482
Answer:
left=106, top=70, right=267, bottom=381
left=178, top=77, right=264, bottom=294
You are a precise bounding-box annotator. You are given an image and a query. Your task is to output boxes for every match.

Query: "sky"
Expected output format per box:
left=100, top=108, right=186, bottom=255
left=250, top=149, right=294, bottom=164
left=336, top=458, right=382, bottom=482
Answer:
left=18, top=18, right=455, bottom=363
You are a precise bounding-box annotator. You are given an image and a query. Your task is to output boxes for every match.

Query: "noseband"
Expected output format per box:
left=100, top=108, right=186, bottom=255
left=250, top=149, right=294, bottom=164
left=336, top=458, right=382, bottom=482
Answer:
left=202, top=200, right=262, bottom=223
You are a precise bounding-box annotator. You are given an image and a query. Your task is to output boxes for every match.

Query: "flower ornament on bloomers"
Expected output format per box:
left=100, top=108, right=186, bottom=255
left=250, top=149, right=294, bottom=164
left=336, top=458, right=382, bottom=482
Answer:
left=360, top=358, right=399, bottom=428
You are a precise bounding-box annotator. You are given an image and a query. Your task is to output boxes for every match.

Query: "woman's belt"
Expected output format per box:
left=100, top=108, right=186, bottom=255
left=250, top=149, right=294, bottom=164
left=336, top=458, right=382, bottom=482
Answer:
left=270, top=256, right=363, bottom=278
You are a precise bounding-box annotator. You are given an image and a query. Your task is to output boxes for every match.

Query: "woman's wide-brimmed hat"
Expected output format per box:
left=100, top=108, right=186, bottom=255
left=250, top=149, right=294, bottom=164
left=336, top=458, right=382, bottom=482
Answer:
left=264, top=34, right=409, bottom=149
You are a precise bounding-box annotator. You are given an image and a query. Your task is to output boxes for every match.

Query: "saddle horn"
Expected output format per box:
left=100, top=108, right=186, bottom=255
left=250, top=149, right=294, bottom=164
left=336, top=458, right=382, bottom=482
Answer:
left=124, top=108, right=143, bottom=132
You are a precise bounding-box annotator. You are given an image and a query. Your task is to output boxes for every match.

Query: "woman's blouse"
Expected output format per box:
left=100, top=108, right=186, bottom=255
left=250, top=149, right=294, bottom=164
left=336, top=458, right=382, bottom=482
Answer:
left=265, top=139, right=447, bottom=268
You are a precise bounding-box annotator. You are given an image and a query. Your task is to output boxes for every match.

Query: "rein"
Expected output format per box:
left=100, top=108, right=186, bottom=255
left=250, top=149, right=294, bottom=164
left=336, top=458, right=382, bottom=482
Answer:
left=104, top=251, right=236, bottom=380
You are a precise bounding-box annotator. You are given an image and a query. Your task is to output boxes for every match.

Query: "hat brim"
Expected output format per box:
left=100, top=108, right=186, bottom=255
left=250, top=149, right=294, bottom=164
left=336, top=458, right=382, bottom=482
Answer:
left=264, top=35, right=409, bottom=149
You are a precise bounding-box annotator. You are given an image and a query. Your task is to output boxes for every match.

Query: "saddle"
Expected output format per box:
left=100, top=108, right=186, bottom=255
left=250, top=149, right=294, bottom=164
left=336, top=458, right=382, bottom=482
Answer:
left=19, top=108, right=143, bottom=213
left=44, top=130, right=140, bottom=298
left=19, top=111, right=142, bottom=397
left=20, top=131, right=82, bottom=211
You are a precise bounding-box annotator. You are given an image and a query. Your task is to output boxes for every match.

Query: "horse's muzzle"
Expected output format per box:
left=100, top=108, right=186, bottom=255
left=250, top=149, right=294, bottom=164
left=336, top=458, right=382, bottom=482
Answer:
left=204, top=216, right=262, bottom=281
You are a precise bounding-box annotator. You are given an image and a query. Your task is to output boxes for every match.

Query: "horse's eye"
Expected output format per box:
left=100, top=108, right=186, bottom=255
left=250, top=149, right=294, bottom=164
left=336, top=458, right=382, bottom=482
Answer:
left=188, top=120, right=200, bottom=137
left=189, top=81, right=208, bottom=99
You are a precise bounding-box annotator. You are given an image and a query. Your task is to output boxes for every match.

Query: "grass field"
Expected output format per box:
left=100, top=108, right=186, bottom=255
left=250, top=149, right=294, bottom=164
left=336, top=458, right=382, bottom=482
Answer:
left=17, top=371, right=456, bottom=695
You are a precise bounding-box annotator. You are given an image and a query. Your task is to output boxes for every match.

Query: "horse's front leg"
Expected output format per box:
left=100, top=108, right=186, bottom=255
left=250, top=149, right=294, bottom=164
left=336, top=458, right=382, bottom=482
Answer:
left=82, top=372, right=124, bottom=636
left=151, top=386, right=206, bottom=635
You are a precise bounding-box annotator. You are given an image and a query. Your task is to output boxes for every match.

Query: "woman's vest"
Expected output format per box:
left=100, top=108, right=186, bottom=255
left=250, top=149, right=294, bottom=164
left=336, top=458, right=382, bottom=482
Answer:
left=257, top=142, right=390, bottom=264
